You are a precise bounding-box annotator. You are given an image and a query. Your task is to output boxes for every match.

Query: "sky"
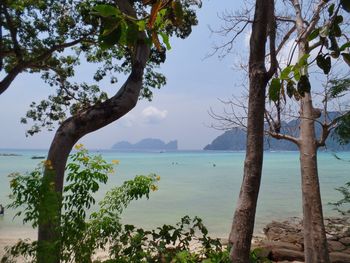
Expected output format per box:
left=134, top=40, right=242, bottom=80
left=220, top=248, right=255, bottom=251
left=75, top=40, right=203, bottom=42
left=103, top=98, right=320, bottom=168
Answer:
left=0, top=1, right=248, bottom=150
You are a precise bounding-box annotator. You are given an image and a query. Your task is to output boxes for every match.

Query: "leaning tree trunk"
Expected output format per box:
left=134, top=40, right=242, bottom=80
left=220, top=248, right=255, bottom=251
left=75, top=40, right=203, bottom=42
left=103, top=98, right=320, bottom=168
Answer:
left=228, top=0, right=274, bottom=262
left=299, top=92, right=330, bottom=263
left=36, top=10, right=151, bottom=263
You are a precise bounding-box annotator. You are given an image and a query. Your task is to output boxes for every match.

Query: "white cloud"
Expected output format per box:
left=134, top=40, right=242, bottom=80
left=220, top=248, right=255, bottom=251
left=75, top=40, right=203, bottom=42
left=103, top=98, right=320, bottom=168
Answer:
left=119, top=114, right=136, bottom=128
left=141, top=106, right=168, bottom=124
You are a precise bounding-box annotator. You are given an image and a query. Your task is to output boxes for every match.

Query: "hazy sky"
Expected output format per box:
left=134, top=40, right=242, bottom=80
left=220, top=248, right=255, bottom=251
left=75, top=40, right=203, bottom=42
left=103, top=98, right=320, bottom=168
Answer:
left=0, top=1, right=247, bottom=150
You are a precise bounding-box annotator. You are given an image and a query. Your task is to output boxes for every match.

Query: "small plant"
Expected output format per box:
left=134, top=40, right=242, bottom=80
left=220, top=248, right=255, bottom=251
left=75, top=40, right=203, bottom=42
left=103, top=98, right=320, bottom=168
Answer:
left=1, top=147, right=158, bottom=263
left=329, top=182, right=350, bottom=216
left=249, top=248, right=272, bottom=263
left=103, top=215, right=224, bottom=263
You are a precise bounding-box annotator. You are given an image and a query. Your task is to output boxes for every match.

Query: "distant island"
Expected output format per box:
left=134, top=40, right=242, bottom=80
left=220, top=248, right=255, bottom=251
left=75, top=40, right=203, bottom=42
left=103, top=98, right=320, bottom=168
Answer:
left=204, top=113, right=350, bottom=151
left=112, top=138, right=178, bottom=151
left=0, top=153, right=21, bottom=156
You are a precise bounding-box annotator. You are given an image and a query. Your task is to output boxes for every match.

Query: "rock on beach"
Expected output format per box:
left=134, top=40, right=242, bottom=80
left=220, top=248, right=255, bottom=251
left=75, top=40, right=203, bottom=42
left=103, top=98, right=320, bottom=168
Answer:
left=256, top=217, right=350, bottom=263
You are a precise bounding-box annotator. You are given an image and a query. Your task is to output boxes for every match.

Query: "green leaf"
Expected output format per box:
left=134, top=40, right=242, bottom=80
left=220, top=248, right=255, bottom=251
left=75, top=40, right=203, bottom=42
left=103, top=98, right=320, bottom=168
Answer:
left=93, top=4, right=121, bottom=17
left=286, top=81, right=295, bottom=98
left=117, top=20, right=128, bottom=46
left=308, top=28, right=319, bottom=42
left=341, top=0, right=350, bottom=12
left=341, top=53, right=350, bottom=67
left=102, top=22, right=120, bottom=37
left=136, top=20, right=146, bottom=31
left=316, top=55, right=331, bottom=74
left=293, top=67, right=301, bottom=81
left=160, top=32, right=171, bottom=50
left=155, top=9, right=167, bottom=27
left=269, top=78, right=281, bottom=102
left=328, top=3, right=335, bottom=16
left=100, top=25, right=122, bottom=49
left=280, top=65, right=293, bottom=80
left=328, top=78, right=350, bottom=98
left=331, top=24, right=342, bottom=37
left=335, top=15, right=344, bottom=24
left=340, top=42, right=350, bottom=52
left=126, top=22, right=140, bottom=45
left=297, top=75, right=311, bottom=96
left=335, top=113, right=350, bottom=145
left=298, top=54, right=310, bottom=67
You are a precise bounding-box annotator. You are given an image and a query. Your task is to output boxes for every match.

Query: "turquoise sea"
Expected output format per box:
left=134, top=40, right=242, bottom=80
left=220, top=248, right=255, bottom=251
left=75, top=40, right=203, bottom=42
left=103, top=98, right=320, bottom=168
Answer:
left=0, top=150, right=349, bottom=239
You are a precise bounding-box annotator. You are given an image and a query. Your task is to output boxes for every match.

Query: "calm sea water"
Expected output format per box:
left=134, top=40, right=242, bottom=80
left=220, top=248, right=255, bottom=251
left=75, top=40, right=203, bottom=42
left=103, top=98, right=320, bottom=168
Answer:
left=0, top=149, right=349, bottom=238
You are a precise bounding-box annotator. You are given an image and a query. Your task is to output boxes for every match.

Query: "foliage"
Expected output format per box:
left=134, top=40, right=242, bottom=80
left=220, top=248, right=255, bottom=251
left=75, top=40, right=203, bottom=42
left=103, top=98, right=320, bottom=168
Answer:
left=0, top=0, right=93, bottom=74
left=267, top=1, right=350, bottom=102
left=249, top=248, right=272, bottom=263
left=327, top=78, right=350, bottom=99
left=93, top=216, right=225, bottom=263
left=1, top=0, right=200, bottom=135
left=325, top=78, right=350, bottom=145
left=334, top=113, right=350, bottom=145
left=330, top=182, right=350, bottom=216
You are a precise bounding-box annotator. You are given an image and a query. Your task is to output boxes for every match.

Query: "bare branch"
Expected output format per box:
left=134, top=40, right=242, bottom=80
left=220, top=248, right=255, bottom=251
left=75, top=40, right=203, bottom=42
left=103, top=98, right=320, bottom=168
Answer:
left=276, top=25, right=296, bottom=55
left=304, top=0, right=328, bottom=38
left=267, top=5, right=278, bottom=79
left=276, top=16, right=296, bottom=24
left=3, top=3, right=22, bottom=61
left=267, top=130, right=300, bottom=145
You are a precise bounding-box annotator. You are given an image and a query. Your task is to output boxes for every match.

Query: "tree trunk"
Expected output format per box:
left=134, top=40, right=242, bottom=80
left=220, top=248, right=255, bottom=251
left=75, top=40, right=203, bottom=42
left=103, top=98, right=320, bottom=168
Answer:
left=293, top=0, right=330, bottom=256
left=229, top=0, right=273, bottom=262
left=299, top=93, right=330, bottom=263
left=36, top=9, right=151, bottom=261
left=229, top=73, right=267, bottom=262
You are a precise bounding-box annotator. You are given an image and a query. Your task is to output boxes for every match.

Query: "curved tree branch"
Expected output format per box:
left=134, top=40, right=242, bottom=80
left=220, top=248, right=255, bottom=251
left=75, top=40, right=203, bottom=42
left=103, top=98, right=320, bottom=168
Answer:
left=0, top=37, right=90, bottom=95
left=37, top=1, right=151, bottom=262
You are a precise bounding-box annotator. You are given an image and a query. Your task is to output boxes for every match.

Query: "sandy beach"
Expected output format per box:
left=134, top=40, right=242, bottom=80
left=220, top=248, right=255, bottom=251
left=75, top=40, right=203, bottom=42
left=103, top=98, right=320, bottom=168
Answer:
left=0, top=228, right=36, bottom=260
left=0, top=236, right=220, bottom=262
left=0, top=232, right=109, bottom=262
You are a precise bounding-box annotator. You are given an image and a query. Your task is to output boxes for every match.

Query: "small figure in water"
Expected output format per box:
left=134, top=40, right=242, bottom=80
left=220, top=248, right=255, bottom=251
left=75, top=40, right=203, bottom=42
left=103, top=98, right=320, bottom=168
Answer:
left=213, top=163, right=216, bottom=167
left=0, top=204, right=4, bottom=215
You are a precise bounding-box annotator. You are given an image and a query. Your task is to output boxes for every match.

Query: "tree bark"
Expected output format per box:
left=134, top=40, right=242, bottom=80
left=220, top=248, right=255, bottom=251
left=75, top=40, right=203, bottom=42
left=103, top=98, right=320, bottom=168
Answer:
left=292, top=0, right=330, bottom=260
left=229, top=0, right=273, bottom=262
left=36, top=2, right=150, bottom=261
left=299, top=93, right=330, bottom=263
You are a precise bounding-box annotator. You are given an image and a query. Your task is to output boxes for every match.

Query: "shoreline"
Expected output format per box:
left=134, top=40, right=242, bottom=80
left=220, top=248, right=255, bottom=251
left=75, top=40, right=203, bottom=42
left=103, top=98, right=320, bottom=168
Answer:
left=3, top=217, right=350, bottom=262
left=0, top=230, right=36, bottom=260
left=0, top=225, right=271, bottom=261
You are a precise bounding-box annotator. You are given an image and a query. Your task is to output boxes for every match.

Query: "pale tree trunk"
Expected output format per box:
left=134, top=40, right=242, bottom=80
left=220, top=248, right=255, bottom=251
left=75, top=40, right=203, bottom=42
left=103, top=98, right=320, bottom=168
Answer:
left=36, top=3, right=150, bottom=262
left=229, top=0, right=274, bottom=262
left=293, top=0, right=330, bottom=260
left=299, top=93, right=330, bottom=263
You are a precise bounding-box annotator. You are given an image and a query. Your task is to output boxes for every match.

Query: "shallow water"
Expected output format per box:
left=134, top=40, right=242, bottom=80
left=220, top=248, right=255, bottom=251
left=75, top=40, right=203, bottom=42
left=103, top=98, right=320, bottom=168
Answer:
left=0, top=149, right=349, bottom=238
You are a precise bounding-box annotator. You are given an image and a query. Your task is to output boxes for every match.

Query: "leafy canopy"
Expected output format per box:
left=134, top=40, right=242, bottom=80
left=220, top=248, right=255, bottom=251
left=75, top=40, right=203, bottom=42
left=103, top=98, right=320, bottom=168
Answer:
left=1, top=0, right=199, bottom=135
